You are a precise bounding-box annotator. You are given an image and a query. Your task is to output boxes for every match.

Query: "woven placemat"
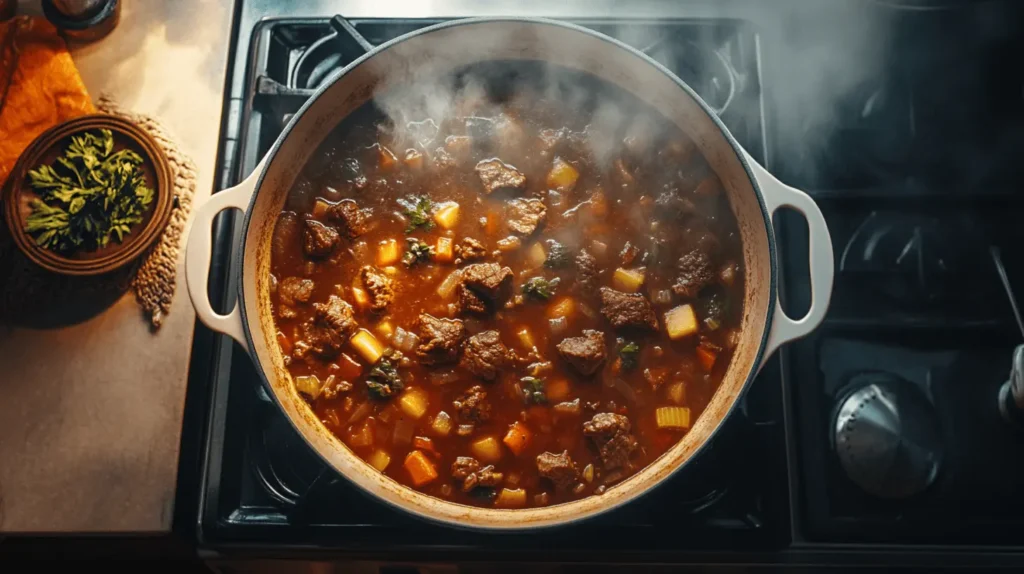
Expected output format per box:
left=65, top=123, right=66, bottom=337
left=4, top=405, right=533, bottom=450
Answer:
left=0, top=96, right=196, bottom=329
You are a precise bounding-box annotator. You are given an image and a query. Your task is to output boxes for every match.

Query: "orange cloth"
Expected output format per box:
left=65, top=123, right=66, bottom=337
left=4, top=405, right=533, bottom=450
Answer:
left=0, top=16, right=95, bottom=185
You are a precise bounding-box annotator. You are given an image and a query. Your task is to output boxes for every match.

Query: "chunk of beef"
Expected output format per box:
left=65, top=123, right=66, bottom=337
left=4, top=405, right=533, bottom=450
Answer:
left=653, top=190, right=697, bottom=220
left=452, top=456, right=504, bottom=492
left=432, top=146, right=457, bottom=171
left=556, top=330, right=607, bottom=376
left=461, top=262, right=513, bottom=303
left=415, top=313, right=466, bottom=365
left=327, top=199, right=371, bottom=239
left=575, top=249, right=598, bottom=295
left=313, top=295, right=357, bottom=340
left=505, top=198, right=547, bottom=236
left=672, top=247, right=715, bottom=299
left=360, top=265, right=394, bottom=312
left=583, top=412, right=638, bottom=470
left=295, top=295, right=358, bottom=360
left=460, top=330, right=513, bottom=381
left=457, top=283, right=489, bottom=315
left=455, top=237, right=488, bottom=262
left=536, top=450, right=579, bottom=491
left=600, top=288, right=658, bottom=331
left=278, top=277, right=314, bottom=307
left=453, top=385, right=491, bottom=423
left=475, top=158, right=526, bottom=194
left=303, top=219, right=340, bottom=258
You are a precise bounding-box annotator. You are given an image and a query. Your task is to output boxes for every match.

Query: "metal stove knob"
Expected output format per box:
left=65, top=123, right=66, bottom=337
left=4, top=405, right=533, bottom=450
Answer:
left=833, top=380, right=942, bottom=499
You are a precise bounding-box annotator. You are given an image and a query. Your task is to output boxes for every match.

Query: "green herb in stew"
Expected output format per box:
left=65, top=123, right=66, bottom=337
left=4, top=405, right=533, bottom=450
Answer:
left=522, top=277, right=560, bottom=300
left=519, top=376, right=547, bottom=404
left=24, top=129, right=154, bottom=253
left=543, top=239, right=571, bottom=269
left=366, top=351, right=404, bottom=399
left=397, top=194, right=435, bottom=233
left=618, top=341, right=641, bottom=370
left=402, top=237, right=434, bottom=267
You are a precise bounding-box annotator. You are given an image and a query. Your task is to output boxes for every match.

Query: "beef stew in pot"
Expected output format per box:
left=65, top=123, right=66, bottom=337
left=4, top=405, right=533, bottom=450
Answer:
left=270, top=64, right=744, bottom=509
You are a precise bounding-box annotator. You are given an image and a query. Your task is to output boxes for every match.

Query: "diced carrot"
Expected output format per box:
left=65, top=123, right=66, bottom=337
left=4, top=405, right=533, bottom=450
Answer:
left=696, top=345, right=718, bottom=371
left=548, top=297, right=575, bottom=319
left=336, top=353, right=362, bottom=379
left=435, top=236, right=454, bottom=263
left=404, top=450, right=439, bottom=486
left=377, top=144, right=398, bottom=171
left=413, top=436, right=441, bottom=458
left=403, top=148, right=424, bottom=170
left=503, top=421, right=532, bottom=456
left=546, top=379, right=570, bottom=402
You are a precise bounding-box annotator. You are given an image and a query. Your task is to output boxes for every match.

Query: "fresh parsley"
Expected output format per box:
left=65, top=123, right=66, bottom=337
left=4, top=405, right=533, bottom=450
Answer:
left=24, top=129, right=154, bottom=254
left=522, top=276, right=560, bottom=300
left=618, top=340, right=641, bottom=370
left=402, top=237, right=434, bottom=267
left=519, top=376, right=547, bottom=404
left=397, top=194, right=435, bottom=233
left=366, top=350, right=405, bottom=399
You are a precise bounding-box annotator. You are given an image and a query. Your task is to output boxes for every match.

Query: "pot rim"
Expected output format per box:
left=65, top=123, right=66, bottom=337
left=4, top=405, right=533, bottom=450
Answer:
left=234, top=16, right=779, bottom=531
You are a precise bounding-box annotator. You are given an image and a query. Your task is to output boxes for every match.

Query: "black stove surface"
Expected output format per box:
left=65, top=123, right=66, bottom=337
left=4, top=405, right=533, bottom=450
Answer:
left=190, top=0, right=1024, bottom=562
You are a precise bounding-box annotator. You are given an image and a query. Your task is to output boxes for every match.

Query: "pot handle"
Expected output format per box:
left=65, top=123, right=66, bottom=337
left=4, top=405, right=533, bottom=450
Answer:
left=185, top=161, right=264, bottom=346
left=743, top=153, right=834, bottom=367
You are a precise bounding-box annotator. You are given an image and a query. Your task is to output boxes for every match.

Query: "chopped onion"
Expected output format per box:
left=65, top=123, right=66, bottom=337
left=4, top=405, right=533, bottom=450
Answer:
left=553, top=399, right=582, bottom=416
left=436, top=269, right=463, bottom=299
left=604, top=373, right=641, bottom=405
left=652, top=289, right=673, bottom=305
left=393, top=418, right=415, bottom=445
left=391, top=327, right=420, bottom=353
left=578, top=303, right=598, bottom=320
left=589, top=239, right=608, bottom=258
left=429, top=369, right=460, bottom=386
left=548, top=316, right=568, bottom=337
left=346, top=401, right=373, bottom=425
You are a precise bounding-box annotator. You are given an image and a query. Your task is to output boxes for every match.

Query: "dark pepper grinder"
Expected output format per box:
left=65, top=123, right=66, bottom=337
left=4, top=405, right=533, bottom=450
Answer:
left=41, top=0, right=120, bottom=43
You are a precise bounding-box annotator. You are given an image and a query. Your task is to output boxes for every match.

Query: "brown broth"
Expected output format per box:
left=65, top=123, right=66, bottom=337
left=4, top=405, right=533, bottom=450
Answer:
left=270, top=64, right=744, bottom=509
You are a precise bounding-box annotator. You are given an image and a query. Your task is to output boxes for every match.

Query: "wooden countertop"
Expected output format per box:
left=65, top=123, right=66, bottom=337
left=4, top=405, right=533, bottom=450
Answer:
left=0, top=0, right=231, bottom=533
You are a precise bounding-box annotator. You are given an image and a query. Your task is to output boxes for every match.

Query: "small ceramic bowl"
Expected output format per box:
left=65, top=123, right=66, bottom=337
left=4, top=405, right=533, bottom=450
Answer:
left=2, top=114, right=174, bottom=276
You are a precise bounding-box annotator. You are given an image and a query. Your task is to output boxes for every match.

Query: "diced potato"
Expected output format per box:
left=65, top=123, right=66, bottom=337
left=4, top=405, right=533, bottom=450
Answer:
left=502, top=421, right=532, bottom=456
left=437, top=269, right=463, bottom=299
left=376, top=320, right=394, bottom=339
left=433, top=202, right=460, bottom=230
left=655, top=406, right=692, bottom=430
left=350, top=329, right=384, bottom=364
left=403, top=148, right=424, bottom=170
left=471, top=436, right=503, bottom=464
left=377, top=144, right=398, bottom=171
left=312, top=198, right=332, bottom=219
left=368, top=449, right=392, bottom=471
left=546, top=157, right=579, bottom=192
left=696, top=345, right=718, bottom=371
left=516, top=327, right=535, bottom=349
left=377, top=239, right=400, bottom=266
left=383, top=265, right=399, bottom=276
left=546, top=379, right=571, bottom=402
left=435, top=236, right=454, bottom=263
left=404, top=450, right=439, bottom=486
left=589, top=239, right=608, bottom=259
left=351, top=286, right=371, bottom=310
left=667, top=381, right=687, bottom=405
left=612, top=267, right=646, bottom=293
left=348, top=419, right=374, bottom=448
left=398, top=387, right=429, bottom=420
left=524, top=242, right=547, bottom=269
left=494, top=487, right=527, bottom=509
left=431, top=411, right=453, bottom=436
left=664, top=304, right=699, bottom=340
left=548, top=296, right=575, bottom=319
left=497, top=236, right=521, bottom=252
left=295, top=374, right=323, bottom=400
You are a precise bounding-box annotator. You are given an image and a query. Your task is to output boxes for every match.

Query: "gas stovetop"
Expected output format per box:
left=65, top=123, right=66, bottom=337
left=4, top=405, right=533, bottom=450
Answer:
left=187, top=0, right=1024, bottom=564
